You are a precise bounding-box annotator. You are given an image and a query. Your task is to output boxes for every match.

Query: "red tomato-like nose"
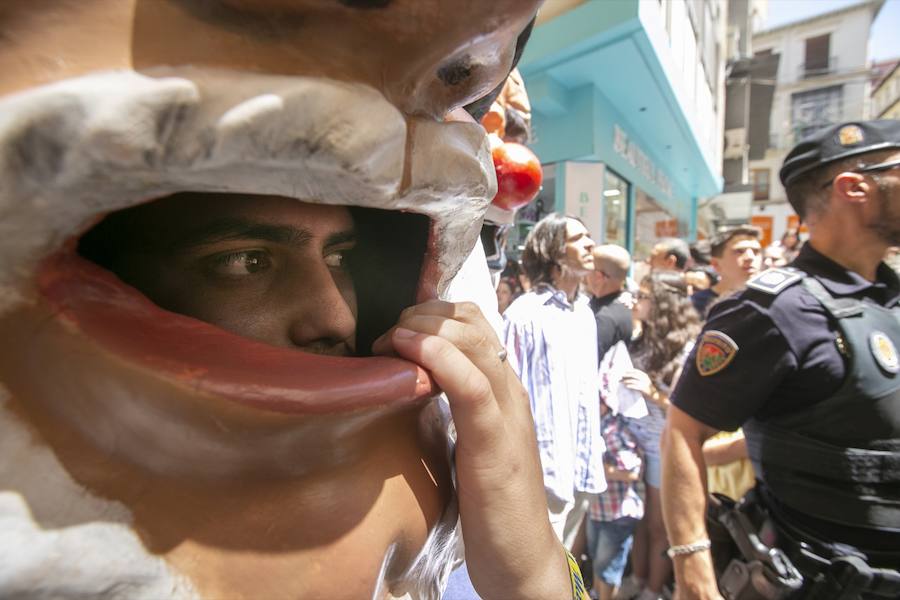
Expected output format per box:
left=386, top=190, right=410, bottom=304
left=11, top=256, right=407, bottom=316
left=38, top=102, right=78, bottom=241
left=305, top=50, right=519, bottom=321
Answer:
left=491, top=141, right=543, bottom=211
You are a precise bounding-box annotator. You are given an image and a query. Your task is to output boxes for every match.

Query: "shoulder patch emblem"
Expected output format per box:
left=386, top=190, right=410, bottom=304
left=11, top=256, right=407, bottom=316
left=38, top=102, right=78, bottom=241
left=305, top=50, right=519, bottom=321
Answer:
left=869, top=331, right=899, bottom=375
left=696, top=330, right=739, bottom=376
left=746, top=268, right=803, bottom=295
left=837, top=124, right=865, bottom=146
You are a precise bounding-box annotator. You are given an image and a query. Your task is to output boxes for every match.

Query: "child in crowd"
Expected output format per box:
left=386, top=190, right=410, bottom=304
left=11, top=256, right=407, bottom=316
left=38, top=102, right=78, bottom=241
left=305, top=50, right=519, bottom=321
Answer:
left=587, top=402, right=645, bottom=600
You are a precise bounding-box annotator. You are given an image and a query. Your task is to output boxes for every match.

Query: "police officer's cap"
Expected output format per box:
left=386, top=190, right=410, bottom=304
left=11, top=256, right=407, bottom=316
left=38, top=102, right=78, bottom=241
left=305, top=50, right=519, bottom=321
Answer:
left=779, top=119, right=900, bottom=187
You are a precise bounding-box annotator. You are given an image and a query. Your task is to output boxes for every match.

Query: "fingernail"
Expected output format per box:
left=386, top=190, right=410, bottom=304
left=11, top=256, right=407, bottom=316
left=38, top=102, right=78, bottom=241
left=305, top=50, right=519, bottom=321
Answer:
left=393, top=327, right=416, bottom=339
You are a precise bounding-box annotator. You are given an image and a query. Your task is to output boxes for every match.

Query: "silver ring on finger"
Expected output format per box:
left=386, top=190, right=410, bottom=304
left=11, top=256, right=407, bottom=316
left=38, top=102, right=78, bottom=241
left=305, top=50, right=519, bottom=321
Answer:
left=497, top=347, right=508, bottom=362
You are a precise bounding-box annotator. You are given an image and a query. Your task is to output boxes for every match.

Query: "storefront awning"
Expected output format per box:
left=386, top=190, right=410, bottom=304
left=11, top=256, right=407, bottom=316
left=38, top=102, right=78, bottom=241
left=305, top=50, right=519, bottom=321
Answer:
left=518, top=1, right=723, bottom=201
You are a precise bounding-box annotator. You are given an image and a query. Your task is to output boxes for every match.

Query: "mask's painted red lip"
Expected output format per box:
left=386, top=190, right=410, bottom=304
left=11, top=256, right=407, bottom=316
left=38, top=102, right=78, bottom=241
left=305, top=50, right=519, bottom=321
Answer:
left=37, top=250, right=439, bottom=415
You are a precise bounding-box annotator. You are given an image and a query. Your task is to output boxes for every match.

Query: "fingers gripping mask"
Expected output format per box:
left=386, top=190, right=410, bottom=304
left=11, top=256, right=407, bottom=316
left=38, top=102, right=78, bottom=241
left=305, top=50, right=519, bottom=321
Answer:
left=0, top=2, right=541, bottom=599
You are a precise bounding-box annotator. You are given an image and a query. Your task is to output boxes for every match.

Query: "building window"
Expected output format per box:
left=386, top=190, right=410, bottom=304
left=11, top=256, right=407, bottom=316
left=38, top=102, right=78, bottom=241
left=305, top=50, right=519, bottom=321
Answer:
left=602, top=168, right=629, bottom=248
left=634, top=189, right=683, bottom=260
left=791, top=85, right=843, bottom=140
left=751, top=169, right=770, bottom=201
left=802, top=34, right=832, bottom=78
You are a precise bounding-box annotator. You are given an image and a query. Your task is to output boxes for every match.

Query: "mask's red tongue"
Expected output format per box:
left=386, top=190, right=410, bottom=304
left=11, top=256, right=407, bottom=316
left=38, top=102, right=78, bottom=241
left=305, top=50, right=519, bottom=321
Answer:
left=37, top=249, right=439, bottom=415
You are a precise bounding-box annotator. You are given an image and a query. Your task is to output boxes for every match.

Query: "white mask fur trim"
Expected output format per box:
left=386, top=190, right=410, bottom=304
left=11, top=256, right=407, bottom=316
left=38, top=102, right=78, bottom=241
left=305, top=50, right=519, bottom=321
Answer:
left=0, top=68, right=495, bottom=314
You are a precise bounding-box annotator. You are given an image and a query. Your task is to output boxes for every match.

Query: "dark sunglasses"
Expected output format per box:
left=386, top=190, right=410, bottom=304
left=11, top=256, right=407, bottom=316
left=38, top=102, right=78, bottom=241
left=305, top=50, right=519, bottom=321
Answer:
left=820, top=158, right=900, bottom=189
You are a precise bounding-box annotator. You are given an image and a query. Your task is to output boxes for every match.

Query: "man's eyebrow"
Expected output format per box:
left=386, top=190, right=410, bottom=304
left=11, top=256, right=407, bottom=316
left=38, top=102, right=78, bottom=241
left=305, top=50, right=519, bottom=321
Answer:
left=324, top=230, right=357, bottom=248
left=169, top=219, right=311, bottom=249
left=166, top=218, right=354, bottom=251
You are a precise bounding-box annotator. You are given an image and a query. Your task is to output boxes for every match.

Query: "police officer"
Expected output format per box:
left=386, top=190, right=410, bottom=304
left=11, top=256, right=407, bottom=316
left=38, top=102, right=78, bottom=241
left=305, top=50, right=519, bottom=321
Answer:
left=661, top=120, right=900, bottom=600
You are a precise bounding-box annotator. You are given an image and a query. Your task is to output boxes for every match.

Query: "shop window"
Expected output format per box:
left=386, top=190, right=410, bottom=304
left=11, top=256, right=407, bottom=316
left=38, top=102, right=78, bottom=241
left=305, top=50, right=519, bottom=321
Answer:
left=634, top=188, right=682, bottom=260
left=602, top=168, right=629, bottom=248
left=751, top=169, right=770, bottom=201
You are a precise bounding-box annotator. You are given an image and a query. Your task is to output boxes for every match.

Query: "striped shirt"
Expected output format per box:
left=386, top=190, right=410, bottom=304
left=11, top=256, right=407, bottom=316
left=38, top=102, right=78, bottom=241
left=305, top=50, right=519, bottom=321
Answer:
left=502, top=287, right=607, bottom=504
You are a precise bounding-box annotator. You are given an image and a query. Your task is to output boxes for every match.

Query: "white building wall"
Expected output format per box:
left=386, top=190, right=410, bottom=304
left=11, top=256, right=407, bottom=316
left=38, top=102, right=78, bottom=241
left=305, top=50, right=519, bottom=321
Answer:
left=748, top=1, right=880, bottom=240
left=755, top=6, right=874, bottom=150
left=640, top=0, right=728, bottom=180
left=872, top=64, right=900, bottom=118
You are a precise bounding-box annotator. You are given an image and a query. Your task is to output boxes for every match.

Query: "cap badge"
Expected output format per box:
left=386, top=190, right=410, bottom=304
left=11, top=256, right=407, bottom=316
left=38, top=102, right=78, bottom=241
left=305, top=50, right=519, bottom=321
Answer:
left=696, top=330, right=739, bottom=377
left=837, top=124, right=865, bottom=147
left=869, top=331, right=899, bottom=375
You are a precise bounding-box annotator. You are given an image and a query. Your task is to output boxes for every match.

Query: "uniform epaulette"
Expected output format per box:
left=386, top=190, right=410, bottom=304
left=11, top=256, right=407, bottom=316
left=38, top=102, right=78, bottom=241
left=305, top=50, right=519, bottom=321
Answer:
left=745, top=268, right=804, bottom=295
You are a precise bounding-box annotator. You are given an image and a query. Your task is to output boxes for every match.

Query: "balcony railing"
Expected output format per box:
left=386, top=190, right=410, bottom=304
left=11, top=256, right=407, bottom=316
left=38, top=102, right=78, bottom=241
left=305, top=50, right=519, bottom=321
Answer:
left=769, top=121, right=844, bottom=149
left=798, top=56, right=839, bottom=79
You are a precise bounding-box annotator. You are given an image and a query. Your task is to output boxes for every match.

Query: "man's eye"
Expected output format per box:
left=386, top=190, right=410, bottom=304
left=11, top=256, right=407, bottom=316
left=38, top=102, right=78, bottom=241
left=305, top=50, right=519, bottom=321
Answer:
left=323, top=250, right=347, bottom=269
left=207, top=250, right=271, bottom=277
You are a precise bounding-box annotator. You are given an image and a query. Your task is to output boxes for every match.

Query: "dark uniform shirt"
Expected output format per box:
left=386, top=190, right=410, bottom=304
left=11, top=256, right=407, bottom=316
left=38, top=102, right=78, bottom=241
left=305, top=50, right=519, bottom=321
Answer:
left=674, top=243, right=900, bottom=429
left=589, top=291, right=633, bottom=363
left=672, top=242, right=900, bottom=548
left=690, top=287, right=718, bottom=320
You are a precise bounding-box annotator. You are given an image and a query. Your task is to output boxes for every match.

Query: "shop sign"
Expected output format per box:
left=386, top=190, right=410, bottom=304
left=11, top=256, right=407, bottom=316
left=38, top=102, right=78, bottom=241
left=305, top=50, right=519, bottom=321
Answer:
left=563, top=162, right=604, bottom=237
left=613, top=125, right=673, bottom=200
left=750, top=215, right=773, bottom=247
left=655, top=219, right=678, bottom=237
left=786, top=214, right=808, bottom=235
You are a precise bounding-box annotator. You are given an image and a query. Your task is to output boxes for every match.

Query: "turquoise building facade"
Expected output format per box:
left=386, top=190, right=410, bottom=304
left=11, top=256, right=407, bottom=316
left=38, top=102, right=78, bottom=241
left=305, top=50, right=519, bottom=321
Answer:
left=515, top=0, right=726, bottom=258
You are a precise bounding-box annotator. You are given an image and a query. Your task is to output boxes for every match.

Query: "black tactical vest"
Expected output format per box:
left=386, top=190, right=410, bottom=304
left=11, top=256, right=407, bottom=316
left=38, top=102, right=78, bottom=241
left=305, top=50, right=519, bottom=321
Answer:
left=744, top=276, right=900, bottom=532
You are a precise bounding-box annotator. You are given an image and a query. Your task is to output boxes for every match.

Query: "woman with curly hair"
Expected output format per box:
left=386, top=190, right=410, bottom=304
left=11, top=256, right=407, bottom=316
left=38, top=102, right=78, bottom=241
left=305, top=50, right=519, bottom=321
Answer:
left=620, top=271, right=701, bottom=600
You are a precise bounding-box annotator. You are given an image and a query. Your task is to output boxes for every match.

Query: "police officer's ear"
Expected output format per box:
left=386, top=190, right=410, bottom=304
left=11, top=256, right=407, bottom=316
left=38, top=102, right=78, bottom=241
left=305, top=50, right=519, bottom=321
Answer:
left=832, top=171, right=872, bottom=206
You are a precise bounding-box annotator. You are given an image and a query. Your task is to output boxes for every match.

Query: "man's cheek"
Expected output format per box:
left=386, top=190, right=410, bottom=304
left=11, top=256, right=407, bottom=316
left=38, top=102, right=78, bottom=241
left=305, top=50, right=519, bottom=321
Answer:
left=336, top=272, right=359, bottom=322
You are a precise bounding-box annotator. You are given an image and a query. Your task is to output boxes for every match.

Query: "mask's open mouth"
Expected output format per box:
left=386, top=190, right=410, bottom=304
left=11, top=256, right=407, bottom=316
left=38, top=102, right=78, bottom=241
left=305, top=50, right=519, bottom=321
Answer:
left=0, top=68, right=494, bottom=430
left=36, top=195, right=439, bottom=416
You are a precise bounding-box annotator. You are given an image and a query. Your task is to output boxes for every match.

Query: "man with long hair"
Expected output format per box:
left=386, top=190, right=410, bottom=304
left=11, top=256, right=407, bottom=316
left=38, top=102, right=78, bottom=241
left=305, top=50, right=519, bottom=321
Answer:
left=502, top=213, right=607, bottom=550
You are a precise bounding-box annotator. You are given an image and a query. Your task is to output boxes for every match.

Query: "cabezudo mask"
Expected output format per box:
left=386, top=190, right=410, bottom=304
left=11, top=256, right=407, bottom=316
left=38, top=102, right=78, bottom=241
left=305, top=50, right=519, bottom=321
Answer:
left=0, top=2, right=541, bottom=598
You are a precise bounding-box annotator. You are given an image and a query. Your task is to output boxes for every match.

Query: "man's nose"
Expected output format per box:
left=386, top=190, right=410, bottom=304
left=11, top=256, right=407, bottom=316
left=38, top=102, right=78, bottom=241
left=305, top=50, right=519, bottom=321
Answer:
left=286, top=264, right=357, bottom=354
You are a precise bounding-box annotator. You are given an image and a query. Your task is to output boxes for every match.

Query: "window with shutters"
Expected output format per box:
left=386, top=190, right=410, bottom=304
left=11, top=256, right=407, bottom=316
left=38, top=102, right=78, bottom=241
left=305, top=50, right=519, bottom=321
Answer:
left=803, top=34, right=832, bottom=78
left=751, top=169, right=770, bottom=201
left=791, top=86, right=843, bottom=140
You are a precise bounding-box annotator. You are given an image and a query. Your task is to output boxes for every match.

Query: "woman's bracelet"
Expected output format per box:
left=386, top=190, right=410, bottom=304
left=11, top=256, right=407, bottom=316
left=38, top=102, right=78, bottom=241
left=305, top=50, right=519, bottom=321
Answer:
left=666, top=538, right=712, bottom=558
left=565, top=550, right=590, bottom=600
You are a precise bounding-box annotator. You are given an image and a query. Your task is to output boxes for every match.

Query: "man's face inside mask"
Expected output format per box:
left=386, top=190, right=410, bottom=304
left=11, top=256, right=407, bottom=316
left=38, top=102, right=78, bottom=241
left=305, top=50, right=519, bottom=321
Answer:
left=80, top=193, right=359, bottom=356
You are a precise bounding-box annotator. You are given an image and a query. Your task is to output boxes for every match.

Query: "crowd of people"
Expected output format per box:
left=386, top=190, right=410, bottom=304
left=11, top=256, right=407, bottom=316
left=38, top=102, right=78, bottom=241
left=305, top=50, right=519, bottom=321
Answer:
left=491, top=219, right=769, bottom=600
left=489, top=118, right=900, bottom=600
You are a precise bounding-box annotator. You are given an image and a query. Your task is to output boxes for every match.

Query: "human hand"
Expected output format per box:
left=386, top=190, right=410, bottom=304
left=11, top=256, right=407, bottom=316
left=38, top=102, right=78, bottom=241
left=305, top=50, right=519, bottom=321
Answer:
left=621, top=368, right=654, bottom=398
left=672, top=552, right=724, bottom=600
left=604, top=464, right=640, bottom=483
left=372, top=300, right=570, bottom=600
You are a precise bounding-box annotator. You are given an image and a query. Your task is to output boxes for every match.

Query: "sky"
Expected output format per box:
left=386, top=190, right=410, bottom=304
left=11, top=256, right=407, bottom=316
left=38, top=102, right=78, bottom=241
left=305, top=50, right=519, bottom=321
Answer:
left=764, top=0, right=900, bottom=62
